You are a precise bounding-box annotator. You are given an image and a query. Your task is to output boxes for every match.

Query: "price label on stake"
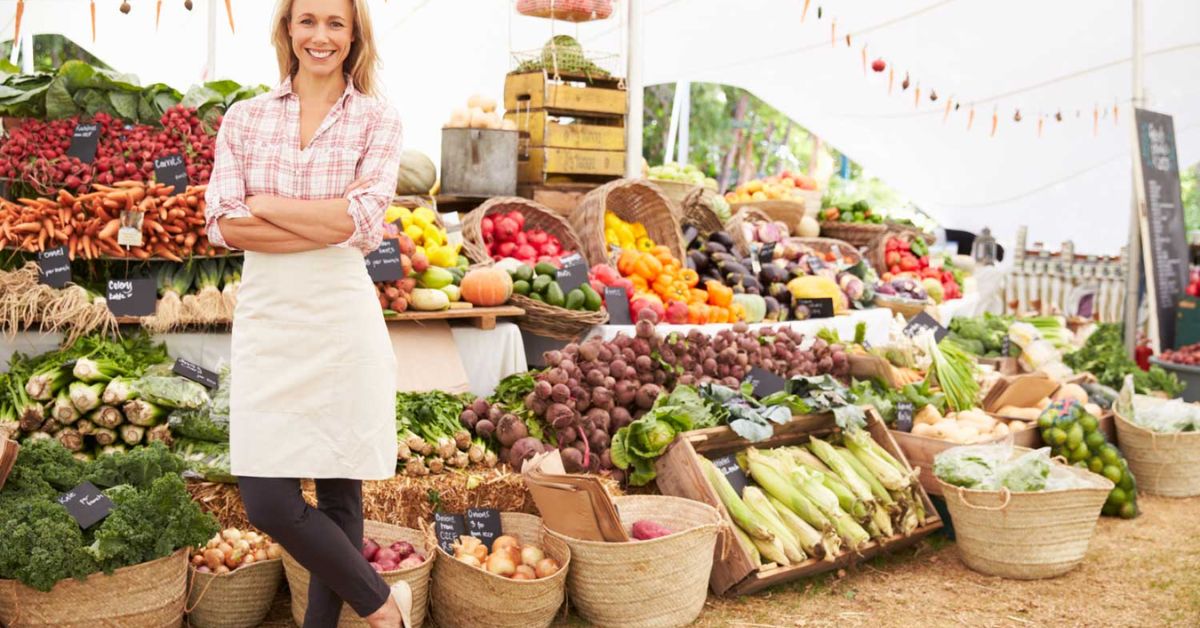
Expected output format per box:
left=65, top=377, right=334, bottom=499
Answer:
left=710, top=454, right=749, bottom=497
left=37, top=246, right=71, bottom=288
left=896, top=402, right=915, bottom=432
left=172, top=358, right=218, bottom=389
left=555, top=253, right=590, bottom=293
left=434, top=512, right=467, bottom=554
left=466, top=507, right=503, bottom=551
left=118, top=210, right=144, bottom=248
left=364, top=238, right=403, bottom=283
left=793, top=298, right=835, bottom=319
left=153, top=153, right=189, bottom=194
left=106, top=278, right=156, bottom=317
left=604, top=286, right=632, bottom=325
left=68, top=123, right=100, bottom=163
left=903, top=311, right=949, bottom=343
left=58, top=481, right=114, bottom=529
left=746, top=366, right=788, bottom=397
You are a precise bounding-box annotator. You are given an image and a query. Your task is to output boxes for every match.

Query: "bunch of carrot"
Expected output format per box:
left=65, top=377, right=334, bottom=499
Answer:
left=0, top=181, right=223, bottom=261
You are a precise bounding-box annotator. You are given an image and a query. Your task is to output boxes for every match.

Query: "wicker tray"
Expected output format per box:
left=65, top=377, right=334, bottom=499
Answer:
left=818, top=221, right=888, bottom=248
left=646, top=178, right=699, bottom=213
left=570, top=178, right=686, bottom=266
left=460, top=196, right=585, bottom=265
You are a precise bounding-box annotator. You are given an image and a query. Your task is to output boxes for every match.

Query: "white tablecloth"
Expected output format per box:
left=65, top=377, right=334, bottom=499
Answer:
left=2, top=322, right=527, bottom=398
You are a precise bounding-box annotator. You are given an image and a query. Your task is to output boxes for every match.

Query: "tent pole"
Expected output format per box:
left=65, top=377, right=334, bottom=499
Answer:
left=625, top=0, right=644, bottom=177
left=206, top=0, right=218, bottom=80
left=677, top=81, right=690, bottom=164
left=1122, top=0, right=1144, bottom=356
left=665, top=83, right=682, bottom=164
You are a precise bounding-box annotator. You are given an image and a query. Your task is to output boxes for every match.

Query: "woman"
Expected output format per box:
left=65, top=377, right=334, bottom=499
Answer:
left=204, top=0, right=407, bottom=626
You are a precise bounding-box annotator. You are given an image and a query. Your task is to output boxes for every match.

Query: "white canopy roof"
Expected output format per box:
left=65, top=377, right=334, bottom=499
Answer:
left=9, top=0, right=1200, bottom=254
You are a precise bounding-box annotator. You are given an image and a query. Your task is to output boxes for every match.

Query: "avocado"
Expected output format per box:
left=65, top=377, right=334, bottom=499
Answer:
left=529, top=292, right=545, bottom=302
left=513, top=264, right=534, bottom=283
left=531, top=274, right=553, bottom=294
left=534, top=262, right=559, bottom=279
left=512, top=280, right=531, bottom=296
left=565, top=288, right=585, bottom=310
left=545, top=282, right=566, bottom=307
left=580, top=284, right=602, bottom=311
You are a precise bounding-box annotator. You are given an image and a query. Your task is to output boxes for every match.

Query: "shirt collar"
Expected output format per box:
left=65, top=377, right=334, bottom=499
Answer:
left=270, top=74, right=358, bottom=104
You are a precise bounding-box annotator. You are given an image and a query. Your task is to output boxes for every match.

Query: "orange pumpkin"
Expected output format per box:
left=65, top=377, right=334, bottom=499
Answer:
left=460, top=267, right=512, bottom=306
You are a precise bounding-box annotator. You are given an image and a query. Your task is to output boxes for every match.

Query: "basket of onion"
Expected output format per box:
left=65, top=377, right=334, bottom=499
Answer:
left=431, top=512, right=569, bottom=628
left=186, top=528, right=285, bottom=628
left=282, top=521, right=434, bottom=628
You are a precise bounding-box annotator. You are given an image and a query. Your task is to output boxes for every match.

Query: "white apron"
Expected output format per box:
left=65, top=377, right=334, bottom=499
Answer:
left=229, top=246, right=398, bottom=480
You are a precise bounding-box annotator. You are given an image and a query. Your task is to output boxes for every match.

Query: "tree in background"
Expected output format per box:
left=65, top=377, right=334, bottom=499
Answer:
left=0, top=35, right=110, bottom=72
left=1183, top=165, right=1198, bottom=233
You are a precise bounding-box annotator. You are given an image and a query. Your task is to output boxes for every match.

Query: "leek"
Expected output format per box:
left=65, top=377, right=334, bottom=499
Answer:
left=51, top=390, right=81, bottom=424
left=73, top=357, right=123, bottom=383
left=90, top=405, right=125, bottom=429
left=75, top=419, right=96, bottom=436
left=123, top=399, right=166, bottom=426
left=72, top=451, right=96, bottom=463
left=40, top=419, right=62, bottom=434
left=26, top=364, right=72, bottom=400
left=742, top=487, right=806, bottom=564
left=55, top=428, right=83, bottom=452
left=92, top=427, right=118, bottom=446
left=926, top=336, right=980, bottom=413
left=696, top=455, right=774, bottom=541
left=119, top=424, right=146, bottom=446
left=146, top=424, right=172, bottom=444
left=98, top=443, right=127, bottom=456
left=102, top=377, right=138, bottom=405
left=69, top=381, right=105, bottom=413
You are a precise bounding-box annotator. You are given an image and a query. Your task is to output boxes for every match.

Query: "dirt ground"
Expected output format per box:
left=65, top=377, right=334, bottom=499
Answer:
left=263, top=494, right=1200, bottom=628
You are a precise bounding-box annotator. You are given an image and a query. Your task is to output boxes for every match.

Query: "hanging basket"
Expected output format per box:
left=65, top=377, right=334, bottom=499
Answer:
left=1114, top=409, right=1200, bottom=497
left=570, top=178, right=686, bottom=266
left=725, top=206, right=773, bottom=256
left=515, top=0, right=614, bottom=22
left=185, top=558, right=284, bottom=628
left=282, top=521, right=435, bottom=628
left=460, top=196, right=586, bottom=265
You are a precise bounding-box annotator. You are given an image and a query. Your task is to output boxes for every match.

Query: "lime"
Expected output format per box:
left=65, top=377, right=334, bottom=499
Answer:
left=1066, top=423, right=1085, bottom=449
left=1108, top=487, right=1128, bottom=505
left=1119, top=471, right=1136, bottom=492
left=1037, top=412, right=1055, bottom=430
left=1079, top=413, right=1099, bottom=433
left=1070, top=442, right=1090, bottom=462
left=1085, top=431, right=1106, bottom=451
left=1102, top=465, right=1123, bottom=485
left=1099, top=444, right=1121, bottom=465
left=1088, top=457, right=1105, bottom=474
left=1102, top=501, right=1118, bottom=517
left=1041, top=428, right=1054, bottom=443
left=1049, top=427, right=1068, bottom=446
left=1119, top=501, right=1138, bottom=519
left=1055, top=413, right=1077, bottom=429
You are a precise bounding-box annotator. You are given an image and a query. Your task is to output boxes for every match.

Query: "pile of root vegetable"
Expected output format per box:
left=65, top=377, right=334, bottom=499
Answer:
left=0, top=181, right=222, bottom=260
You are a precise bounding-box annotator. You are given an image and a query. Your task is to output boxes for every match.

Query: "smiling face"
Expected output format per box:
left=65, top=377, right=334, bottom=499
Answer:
left=287, top=0, right=355, bottom=80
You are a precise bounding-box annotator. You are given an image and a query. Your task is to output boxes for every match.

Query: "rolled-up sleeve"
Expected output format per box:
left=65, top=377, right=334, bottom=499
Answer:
left=204, top=103, right=253, bottom=251
left=334, top=105, right=403, bottom=253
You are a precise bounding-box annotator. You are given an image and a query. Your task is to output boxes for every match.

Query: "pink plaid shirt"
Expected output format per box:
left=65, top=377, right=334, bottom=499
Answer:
left=205, top=76, right=403, bottom=254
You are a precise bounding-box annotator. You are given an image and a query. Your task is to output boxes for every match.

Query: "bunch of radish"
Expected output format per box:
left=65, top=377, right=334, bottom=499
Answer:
left=482, top=211, right=573, bottom=265
left=361, top=537, right=427, bottom=572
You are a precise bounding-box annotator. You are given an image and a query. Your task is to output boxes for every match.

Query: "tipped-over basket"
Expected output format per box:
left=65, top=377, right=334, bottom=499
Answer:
left=431, top=512, right=569, bottom=628
left=938, top=462, right=1113, bottom=580
left=186, top=557, right=284, bottom=628
left=0, top=548, right=188, bottom=628
left=677, top=186, right=727, bottom=241
left=546, top=495, right=721, bottom=628
left=1114, top=409, right=1200, bottom=497
left=725, top=206, right=773, bottom=256
left=730, top=198, right=809, bottom=234
left=282, top=521, right=434, bottom=628
left=571, top=178, right=686, bottom=266
left=460, top=196, right=585, bottom=265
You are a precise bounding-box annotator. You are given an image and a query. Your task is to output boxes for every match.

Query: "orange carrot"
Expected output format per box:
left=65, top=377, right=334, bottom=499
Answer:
left=90, top=1, right=95, bottom=42
left=224, top=0, right=235, bottom=33
left=156, top=0, right=162, bottom=30
left=98, top=219, right=120, bottom=240
left=13, top=1, right=23, bottom=45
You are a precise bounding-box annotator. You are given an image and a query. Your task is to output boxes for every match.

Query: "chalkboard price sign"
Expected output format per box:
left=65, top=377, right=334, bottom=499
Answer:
left=434, top=512, right=467, bottom=554
left=1134, top=109, right=1189, bottom=350
left=896, top=402, right=915, bottom=433
left=555, top=253, right=590, bottom=294
left=106, top=278, right=156, bottom=317
left=604, top=286, right=632, bottom=325
left=37, top=246, right=71, bottom=288
left=153, top=153, right=189, bottom=194
left=746, top=366, right=788, bottom=397
left=466, top=507, right=503, bottom=551
left=904, top=311, right=948, bottom=343
left=58, top=481, right=114, bottom=529
left=794, top=298, right=834, bottom=319
left=68, top=123, right=100, bottom=163
left=173, top=358, right=218, bottom=389
left=710, top=454, right=749, bottom=497
left=365, top=238, right=403, bottom=283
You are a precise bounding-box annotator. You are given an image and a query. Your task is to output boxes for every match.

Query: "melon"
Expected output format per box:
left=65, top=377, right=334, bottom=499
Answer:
left=395, top=150, right=437, bottom=196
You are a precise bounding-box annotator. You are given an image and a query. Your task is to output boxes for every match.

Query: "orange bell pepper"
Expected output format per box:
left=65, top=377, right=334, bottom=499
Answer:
left=630, top=275, right=649, bottom=293
left=632, top=253, right=663, bottom=281
left=729, top=302, right=747, bottom=322
left=662, top=281, right=690, bottom=303
left=687, top=302, right=709, bottom=325
left=705, top=280, right=733, bottom=308
left=679, top=268, right=700, bottom=288
left=709, top=306, right=729, bottom=324
left=617, top=249, right=640, bottom=277
left=688, top=288, right=708, bottom=305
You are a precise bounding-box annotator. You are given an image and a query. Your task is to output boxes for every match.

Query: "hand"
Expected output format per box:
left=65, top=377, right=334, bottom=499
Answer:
left=344, top=177, right=373, bottom=198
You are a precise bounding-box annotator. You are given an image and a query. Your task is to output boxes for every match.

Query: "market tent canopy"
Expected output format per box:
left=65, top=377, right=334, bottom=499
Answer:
left=7, top=0, right=1199, bottom=254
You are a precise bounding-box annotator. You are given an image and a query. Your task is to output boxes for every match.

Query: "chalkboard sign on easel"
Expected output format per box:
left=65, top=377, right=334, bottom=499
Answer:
left=1133, top=109, right=1189, bottom=351
left=434, top=512, right=467, bottom=553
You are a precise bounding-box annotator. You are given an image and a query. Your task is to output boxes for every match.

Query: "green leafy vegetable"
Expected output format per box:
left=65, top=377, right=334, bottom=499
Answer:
left=1064, top=324, right=1184, bottom=396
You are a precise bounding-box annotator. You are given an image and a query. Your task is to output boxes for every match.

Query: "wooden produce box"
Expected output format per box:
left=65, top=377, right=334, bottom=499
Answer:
left=654, top=410, right=942, bottom=596
left=505, top=109, right=625, bottom=151
left=890, top=421, right=1041, bottom=497
left=504, top=71, right=627, bottom=117
left=518, top=146, right=625, bottom=184
left=440, top=128, right=519, bottom=197
left=517, top=182, right=600, bottom=216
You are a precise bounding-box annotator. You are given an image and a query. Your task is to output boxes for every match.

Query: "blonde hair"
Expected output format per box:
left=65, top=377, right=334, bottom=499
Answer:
left=272, top=0, right=380, bottom=96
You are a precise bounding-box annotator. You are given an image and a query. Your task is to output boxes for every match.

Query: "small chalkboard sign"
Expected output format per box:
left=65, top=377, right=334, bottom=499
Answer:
left=746, top=366, right=788, bottom=397
left=466, top=507, right=502, bottom=551
left=749, top=244, right=762, bottom=275
left=434, top=512, right=467, bottom=554
left=1001, top=335, right=1012, bottom=357
left=710, top=453, right=749, bottom=497
left=37, top=246, right=71, bottom=288
left=153, top=153, right=189, bottom=194
left=758, top=242, right=777, bottom=265
left=807, top=256, right=828, bottom=273
left=555, top=253, right=589, bottom=293
left=173, top=358, right=218, bottom=389
left=904, top=311, right=948, bottom=342
left=67, top=123, right=100, bottom=163
left=106, top=278, right=156, bottom=317
left=793, top=298, right=834, bottom=319
left=604, top=286, right=632, bottom=325
left=365, top=238, right=403, bottom=283
left=57, top=481, right=114, bottom=529
left=896, top=402, right=915, bottom=433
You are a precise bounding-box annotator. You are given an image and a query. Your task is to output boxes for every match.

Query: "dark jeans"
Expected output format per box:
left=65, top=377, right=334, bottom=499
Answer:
left=239, top=476, right=390, bottom=627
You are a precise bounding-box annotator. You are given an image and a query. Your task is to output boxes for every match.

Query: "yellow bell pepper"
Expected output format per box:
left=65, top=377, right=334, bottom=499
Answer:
left=428, top=244, right=458, bottom=268
left=404, top=224, right=424, bottom=243
left=632, top=253, right=663, bottom=281
left=635, top=237, right=655, bottom=252
left=632, top=222, right=648, bottom=239
left=422, top=225, right=444, bottom=247
left=412, top=206, right=437, bottom=228
left=384, top=205, right=410, bottom=225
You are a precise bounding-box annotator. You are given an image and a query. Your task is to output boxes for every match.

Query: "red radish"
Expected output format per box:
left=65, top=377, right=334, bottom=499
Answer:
left=481, top=216, right=495, bottom=236
left=361, top=538, right=380, bottom=561
left=871, top=58, right=886, bottom=72
left=497, top=242, right=518, bottom=257
left=509, top=211, right=526, bottom=230
left=515, top=231, right=528, bottom=246
left=370, top=562, right=386, bottom=573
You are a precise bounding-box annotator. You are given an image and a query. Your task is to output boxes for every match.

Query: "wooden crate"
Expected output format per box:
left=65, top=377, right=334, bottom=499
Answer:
left=504, top=71, right=627, bottom=117
left=505, top=110, right=625, bottom=151
left=890, top=421, right=1041, bottom=497
left=518, top=146, right=625, bottom=184
left=654, top=409, right=942, bottom=596
left=517, top=182, right=600, bottom=216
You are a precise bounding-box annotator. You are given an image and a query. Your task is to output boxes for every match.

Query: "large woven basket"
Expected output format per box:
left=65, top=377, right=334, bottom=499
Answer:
left=571, top=178, right=686, bottom=266
left=726, top=206, right=773, bottom=256
left=867, top=229, right=919, bottom=274
left=819, top=221, right=888, bottom=248
left=731, top=199, right=808, bottom=233
left=795, top=237, right=862, bottom=267
left=186, top=558, right=283, bottom=628
left=282, top=521, right=434, bottom=628
left=0, top=548, right=188, bottom=627
left=1114, top=409, right=1200, bottom=497
left=430, top=512, right=569, bottom=628
left=546, top=495, right=720, bottom=628
left=677, top=186, right=726, bottom=241
left=460, top=196, right=585, bottom=265
left=510, top=293, right=608, bottom=341
left=938, top=463, right=1113, bottom=580
left=646, top=178, right=697, bottom=211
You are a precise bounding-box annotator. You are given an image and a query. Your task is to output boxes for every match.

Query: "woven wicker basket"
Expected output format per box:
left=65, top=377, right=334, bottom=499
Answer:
left=509, top=293, right=608, bottom=341
left=0, top=549, right=188, bottom=628
left=646, top=178, right=697, bottom=212
left=185, top=558, right=283, bottom=628
left=1114, top=409, right=1200, bottom=497
left=885, top=220, right=937, bottom=245
left=571, top=178, right=686, bottom=266
left=430, top=512, right=569, bottom=628
left=819, top=221, right=888, bottom=248
left=546, top=495, right=721, bottom=628
left=938, top=463, right=1113, bottom=580
left=874, top=294, right=932, bottom=319
left=794, top=237, right=862, bottom=267
left=726, top=206, right=773, bottom=256
left=731, top=199, right=808, bottom=232
left=678, top=186, right=726, bottom=241
left=460, top=196, right=586, bottom=265
left=282, top=521, right=434, bottom=628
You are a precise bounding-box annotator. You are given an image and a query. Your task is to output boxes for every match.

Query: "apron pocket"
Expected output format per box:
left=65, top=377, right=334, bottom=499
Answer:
left=232, top=318, right=346, bottom=416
